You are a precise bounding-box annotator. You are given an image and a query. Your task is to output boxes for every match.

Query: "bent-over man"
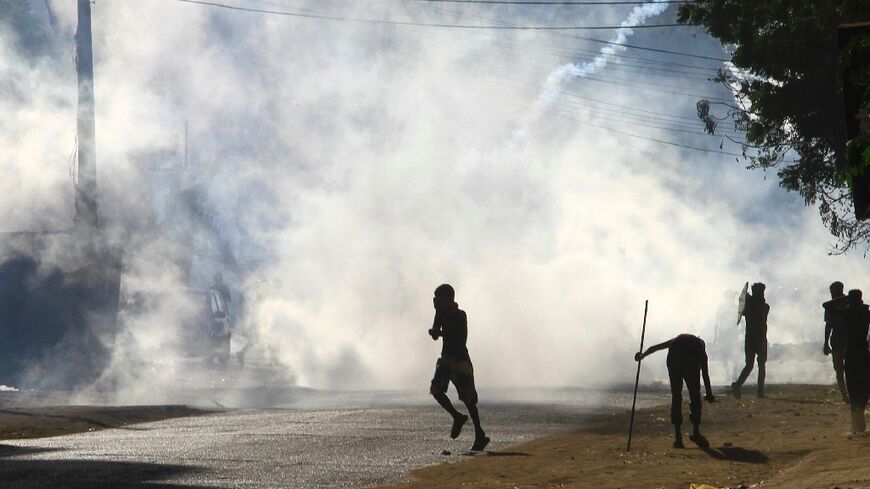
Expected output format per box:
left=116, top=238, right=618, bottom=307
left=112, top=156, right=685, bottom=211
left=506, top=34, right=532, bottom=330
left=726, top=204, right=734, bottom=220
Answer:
left=636, top=334, right=715, bottom=448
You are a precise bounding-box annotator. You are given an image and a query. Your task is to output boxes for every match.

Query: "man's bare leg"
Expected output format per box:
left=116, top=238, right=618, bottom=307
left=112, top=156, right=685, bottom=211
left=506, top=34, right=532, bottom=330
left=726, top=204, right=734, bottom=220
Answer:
left=432, top=392, right=468, bottom=439
left=836, top=369, right=848, bottom=403
left=757, top=361, right=766, bottom=398
left=464, top=400, right=489, bottom=451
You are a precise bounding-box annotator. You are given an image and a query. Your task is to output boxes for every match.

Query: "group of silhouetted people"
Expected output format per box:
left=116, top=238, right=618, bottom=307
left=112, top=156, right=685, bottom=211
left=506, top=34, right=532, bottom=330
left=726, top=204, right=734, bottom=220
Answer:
left=823, top=282, right=870, bottom=432
left=426, top=280, right=870, bottom=453
left=631, top=281, right=870, bottom=450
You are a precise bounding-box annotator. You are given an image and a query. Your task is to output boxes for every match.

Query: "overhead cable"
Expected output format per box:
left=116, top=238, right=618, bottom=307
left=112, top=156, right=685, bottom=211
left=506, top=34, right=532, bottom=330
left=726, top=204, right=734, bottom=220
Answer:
left=171, top=0, right=693, bottom=30
left=412, top=0, right=686, bottom=5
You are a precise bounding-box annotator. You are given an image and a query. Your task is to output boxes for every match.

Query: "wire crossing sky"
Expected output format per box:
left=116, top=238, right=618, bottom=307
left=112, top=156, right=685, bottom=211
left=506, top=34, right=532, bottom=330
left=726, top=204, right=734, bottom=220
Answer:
left=170, top=0, right=693, bottom=30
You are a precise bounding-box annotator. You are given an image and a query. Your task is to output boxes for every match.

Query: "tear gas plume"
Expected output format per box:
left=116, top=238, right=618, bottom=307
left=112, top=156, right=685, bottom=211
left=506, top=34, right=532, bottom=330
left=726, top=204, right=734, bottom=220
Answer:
left=1, top=1, right=867, bottom=407
left=540, top=0, right=671, bottom=103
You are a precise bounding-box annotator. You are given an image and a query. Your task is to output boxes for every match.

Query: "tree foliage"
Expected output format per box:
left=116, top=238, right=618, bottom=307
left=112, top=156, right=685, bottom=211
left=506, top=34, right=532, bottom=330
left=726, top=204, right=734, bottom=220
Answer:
left=677, top=1, right=870, bottom=253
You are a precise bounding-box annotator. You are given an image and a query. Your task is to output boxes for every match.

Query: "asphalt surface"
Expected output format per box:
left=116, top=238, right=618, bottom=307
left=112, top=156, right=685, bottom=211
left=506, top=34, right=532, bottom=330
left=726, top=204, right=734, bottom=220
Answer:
left=0, top=388, right=667, bottom=489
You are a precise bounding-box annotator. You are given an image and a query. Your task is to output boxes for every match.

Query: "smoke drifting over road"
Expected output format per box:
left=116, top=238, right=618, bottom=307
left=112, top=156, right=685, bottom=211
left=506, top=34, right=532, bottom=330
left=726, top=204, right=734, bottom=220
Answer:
left=1, top=1, right=867, bottom=404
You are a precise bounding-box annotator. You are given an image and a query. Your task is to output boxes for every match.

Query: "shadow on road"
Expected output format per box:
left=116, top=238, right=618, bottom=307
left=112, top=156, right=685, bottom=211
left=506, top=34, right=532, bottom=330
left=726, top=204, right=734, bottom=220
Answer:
left=0, top=409, right=143, bottom=432
left=486, top=451, right=531, bottom=457
left=0, top=459, right=222, bottom=488
left=0, top=444, right=63, bottom=458
left=701, top=446, right=769, bottom=464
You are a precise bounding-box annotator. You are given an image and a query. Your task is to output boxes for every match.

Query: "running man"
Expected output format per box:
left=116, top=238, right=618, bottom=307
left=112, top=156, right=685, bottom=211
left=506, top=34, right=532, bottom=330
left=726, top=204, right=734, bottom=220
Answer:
left=428, top=284, right=489, bottom=451
left=732, top=282, right=770, bottom=399
left=635, top=334, right=715, bottom=449
left=823, top=281, right=849, bottom=403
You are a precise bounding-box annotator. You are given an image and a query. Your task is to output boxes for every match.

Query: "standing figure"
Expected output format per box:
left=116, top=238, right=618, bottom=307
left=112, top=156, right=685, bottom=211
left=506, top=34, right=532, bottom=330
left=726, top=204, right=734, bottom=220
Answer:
left=823, top=281, right=849, bottom=403
left=732, top=282, right=770, bottom=399
left=212, top=273, right=232, bottom=310
left=844, top=289, right=870, bottom=433
left=206, top=277, right=232, bottom=365
left=635, top=334, right=715, bottom=448
left=428, top=284, right=489, bottom=451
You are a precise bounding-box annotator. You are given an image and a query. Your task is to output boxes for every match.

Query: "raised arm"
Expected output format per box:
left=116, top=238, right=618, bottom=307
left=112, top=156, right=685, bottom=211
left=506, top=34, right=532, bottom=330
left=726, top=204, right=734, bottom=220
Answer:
left=634, top=339, right=673, bottom=361
left=428, top=313, right=442, bottom=340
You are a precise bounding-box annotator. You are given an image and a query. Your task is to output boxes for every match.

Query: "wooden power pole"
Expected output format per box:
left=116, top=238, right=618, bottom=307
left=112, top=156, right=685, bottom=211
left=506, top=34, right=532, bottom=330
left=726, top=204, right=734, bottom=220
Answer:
left=75, top=0, right=99, bottom=229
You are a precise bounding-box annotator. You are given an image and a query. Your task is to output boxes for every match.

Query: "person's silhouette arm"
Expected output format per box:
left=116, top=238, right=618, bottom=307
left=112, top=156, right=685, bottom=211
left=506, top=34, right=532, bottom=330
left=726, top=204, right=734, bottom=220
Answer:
left=823, top=321, right=833, bottom=355
left=701, top=350, right=715, bottom=403
left=634, top=339, right=672, bottom=361
left=428, top=313, right=442, bottom=340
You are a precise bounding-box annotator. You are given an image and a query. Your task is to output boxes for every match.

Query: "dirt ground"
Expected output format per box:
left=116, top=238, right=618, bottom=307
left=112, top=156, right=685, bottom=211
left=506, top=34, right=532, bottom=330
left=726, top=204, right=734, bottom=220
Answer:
left=382, top=385, right=870, bottom=489
left=0, top=405, right=207, bottom=441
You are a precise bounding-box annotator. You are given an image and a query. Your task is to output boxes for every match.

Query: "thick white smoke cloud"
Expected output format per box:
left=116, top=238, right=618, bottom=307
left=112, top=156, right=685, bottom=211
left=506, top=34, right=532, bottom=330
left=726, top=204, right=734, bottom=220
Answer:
left=2, top=1, right=868, bottom=404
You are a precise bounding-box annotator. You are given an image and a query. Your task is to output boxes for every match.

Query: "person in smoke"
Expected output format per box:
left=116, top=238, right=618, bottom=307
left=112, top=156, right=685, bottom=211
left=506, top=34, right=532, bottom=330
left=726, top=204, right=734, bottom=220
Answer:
left=844, top=289, right=870, bottom=433
left=212, top=272, right=232, bottom=310
left=731, top=282, right=770, bottom=399
left=823, top=281, right=849, bottom=403
left=206, top=276, right=232, bottom=365
left=635, top=334, right=715, bottom=449
left=428, top=283, right=489, bottom=451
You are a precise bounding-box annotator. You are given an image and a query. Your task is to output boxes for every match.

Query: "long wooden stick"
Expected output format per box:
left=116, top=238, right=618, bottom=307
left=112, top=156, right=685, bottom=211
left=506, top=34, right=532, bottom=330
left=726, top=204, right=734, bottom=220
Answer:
left=626, top=299, right=648, bottom=453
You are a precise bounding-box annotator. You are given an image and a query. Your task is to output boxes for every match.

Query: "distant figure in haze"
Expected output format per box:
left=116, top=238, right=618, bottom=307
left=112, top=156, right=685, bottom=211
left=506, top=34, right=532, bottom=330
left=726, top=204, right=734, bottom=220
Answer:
left=844, top=289, right=870, bottom=433
left=206, top=275, right=232, bottom=365
left=731, top=282, right=769, bottom=399
left=823, top=281, right=849, bottom=403
left=212, top=273, right=232, bottom=311
left=428, top=284, right=489, bottom=452
left=635, top=334, right=715, bottom=449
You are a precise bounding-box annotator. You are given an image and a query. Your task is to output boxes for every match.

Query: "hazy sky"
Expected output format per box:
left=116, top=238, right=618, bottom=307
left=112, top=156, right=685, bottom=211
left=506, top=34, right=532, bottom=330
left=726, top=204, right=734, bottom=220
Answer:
left=2, top=0, right=866, bottom=396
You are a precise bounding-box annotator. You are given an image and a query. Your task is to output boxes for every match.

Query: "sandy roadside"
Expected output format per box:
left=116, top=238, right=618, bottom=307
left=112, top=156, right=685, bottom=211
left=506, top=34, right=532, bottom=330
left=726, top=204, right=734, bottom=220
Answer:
left=0, top=405, right=209, bottom=441
left=381, top=385, right=870, bottom=489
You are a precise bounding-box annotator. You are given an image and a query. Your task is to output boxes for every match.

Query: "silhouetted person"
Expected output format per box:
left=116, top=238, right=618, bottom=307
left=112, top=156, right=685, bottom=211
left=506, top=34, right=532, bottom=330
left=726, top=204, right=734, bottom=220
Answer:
left=206, top=278, right=232, bottom=365
left=213, top=273, right=231, bottom=310
left=428, top=284, right=489, bottom=451
left=844, top=289, right=870, bottom=433
left=823, top=281, right=849, bottom=403
left=732, top=282, right=769, bottom=399
left=635, top=334, right=715, bottom=448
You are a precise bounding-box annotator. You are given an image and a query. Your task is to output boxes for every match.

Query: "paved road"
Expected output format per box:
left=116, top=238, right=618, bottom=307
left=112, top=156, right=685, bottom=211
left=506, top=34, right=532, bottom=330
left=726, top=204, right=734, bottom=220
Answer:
left=0, top=388, right=667, bottom=489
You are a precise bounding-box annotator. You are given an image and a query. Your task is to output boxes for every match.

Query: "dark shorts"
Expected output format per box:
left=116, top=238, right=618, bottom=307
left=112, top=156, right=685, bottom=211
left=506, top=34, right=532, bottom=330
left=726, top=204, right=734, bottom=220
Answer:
left=430, top=356, right=478, bottom=404
left=745, top=340, right=767, bottom=363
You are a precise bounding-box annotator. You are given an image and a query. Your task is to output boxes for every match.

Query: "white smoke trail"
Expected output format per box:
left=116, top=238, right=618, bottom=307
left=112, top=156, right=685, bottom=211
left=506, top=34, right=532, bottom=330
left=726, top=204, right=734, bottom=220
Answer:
left=540, top=0, right=671, bottom=103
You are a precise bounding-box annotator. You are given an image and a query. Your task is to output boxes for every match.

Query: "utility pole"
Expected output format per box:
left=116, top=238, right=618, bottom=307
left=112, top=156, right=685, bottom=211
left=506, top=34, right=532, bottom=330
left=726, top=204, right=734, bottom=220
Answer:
left=75, top=0, right=99, bottom=229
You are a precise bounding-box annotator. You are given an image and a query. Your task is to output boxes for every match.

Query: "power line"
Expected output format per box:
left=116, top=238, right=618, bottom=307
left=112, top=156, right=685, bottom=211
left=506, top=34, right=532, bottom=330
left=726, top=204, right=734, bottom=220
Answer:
left=407, top=1, right=731, bottom=62
left=412, top=0, right=686, bottom=4
left=559, top=33, right=729, bottom=62
left=545, top=108, right=745, bottom=156
left=170, top=0, right=693, bottom=30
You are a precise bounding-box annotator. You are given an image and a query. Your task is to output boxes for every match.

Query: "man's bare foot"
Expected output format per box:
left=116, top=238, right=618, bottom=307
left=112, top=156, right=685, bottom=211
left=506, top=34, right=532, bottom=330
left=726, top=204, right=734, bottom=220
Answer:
left=689, top=433, right=709, bottom=448
left=731, top=382, right=741, bottom=399
left=471, top=435, right=490, bottom=451
left=450, top=414, right=468, bottom=439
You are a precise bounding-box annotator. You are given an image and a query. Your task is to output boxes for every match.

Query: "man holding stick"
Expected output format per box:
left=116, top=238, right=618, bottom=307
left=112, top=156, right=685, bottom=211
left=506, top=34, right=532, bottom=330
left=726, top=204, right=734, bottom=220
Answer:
left=635, top=334, right=715, bottom=448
